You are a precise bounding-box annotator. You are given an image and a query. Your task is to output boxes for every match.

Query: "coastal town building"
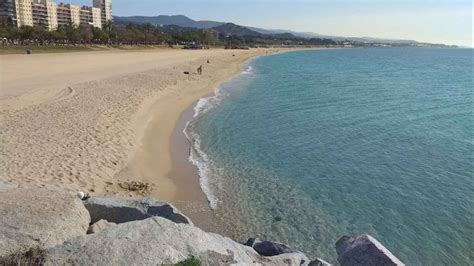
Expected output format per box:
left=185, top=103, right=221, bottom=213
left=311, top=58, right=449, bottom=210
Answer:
left=0, top=0, right=17, bottom=25
left=90, top=6, right=100, bottom=28
left=44, top=0, right=57, bottom=30
left=93, top=0, right=111, bottom=26
left=0, top=0, right=109, bottom=29
left=31, top=0, right=48, bottom=28
left=15, top=0, right=33, bottom=27
left=79, top=6, right=100, bottom=28
left=56, top=3, right=70, bottom=26
left=68, top=3, right=80, bottom=26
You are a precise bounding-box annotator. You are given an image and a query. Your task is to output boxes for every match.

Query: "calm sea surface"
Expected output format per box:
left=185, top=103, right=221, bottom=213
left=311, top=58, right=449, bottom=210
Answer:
left=185, top=48, right=473, bottom=265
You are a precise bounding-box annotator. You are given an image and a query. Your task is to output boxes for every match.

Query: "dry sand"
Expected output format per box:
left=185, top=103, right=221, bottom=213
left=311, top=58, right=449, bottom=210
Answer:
left=0, top=48, right=277, bottom=207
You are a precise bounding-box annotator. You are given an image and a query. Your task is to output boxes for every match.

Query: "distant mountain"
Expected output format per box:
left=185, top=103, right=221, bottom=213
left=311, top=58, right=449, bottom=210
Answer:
left=113, top=15, right=223, bottom=29
left=212, top=23, right=262, bottom=37
left=113, top=14, right=443, bottom=46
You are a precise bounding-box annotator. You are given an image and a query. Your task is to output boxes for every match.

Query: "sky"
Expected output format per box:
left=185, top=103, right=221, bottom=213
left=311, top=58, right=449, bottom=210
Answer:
left=64, top=0, right=473, bottom=47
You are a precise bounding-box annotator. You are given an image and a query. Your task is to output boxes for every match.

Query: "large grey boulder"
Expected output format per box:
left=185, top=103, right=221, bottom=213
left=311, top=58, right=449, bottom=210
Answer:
left=83, top=196, right=193, bottom=225
left=44, top=217, right=312, bottom=266
left=244, top=237, right=295, bottom=256
left=336, top=235, right=404, bottom=266
left=0, top=188, right=90, bottom=258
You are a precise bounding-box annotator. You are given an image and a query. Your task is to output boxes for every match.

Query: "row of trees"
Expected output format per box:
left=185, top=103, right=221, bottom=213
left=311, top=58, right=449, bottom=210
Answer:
left=0, top=21, right=220, bottom=46
left=0, top=21, right=339, bottom=47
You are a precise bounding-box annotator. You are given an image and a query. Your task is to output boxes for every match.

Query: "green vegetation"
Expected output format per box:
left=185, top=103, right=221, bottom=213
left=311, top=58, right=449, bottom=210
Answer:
left=0, top=20, right=339, bottom=51
left=174, top=257, right=201, bottom=266
left=0, top=21, right=218, bottom=47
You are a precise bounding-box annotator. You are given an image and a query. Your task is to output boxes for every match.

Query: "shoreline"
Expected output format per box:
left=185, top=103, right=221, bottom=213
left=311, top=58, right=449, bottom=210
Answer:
left=139, top=48, right=325, bottom=231
left=119, top=48, right=286, bottom=230
left=0, top=48, right=275, bottom=196
left=0, top=47, right=303, bottom=233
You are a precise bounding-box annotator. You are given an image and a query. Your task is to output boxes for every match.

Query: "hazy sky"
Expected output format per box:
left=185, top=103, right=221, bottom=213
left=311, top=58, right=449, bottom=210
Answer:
left=65, top=0, right=473, bottom=47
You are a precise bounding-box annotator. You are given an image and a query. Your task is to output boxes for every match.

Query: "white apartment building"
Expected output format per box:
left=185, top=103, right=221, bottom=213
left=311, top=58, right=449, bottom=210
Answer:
left=93, top=0, right=111, bottom=26
left=15, top=0, right=33, bottom=26
left=45, top=0, right=58, bottom=30
left=91, top=7, right=101, bottom=28
left=69, top=4, right=80, bottom=27
left=5, top=0, right=109, bottom=30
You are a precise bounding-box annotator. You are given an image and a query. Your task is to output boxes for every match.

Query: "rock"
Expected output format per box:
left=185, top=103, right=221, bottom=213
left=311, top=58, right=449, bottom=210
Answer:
left=244, top=237, right=295, bottom=256
left=83, top=196, right=193, bottom=225
left=0, top=188, right=90, bottom=259
left=336, top=235, right=404, bottom=266
left=309, top=258, right=332, bottom=266
left=44, top=217, right=311, bottom=266
left=87, top=219, right=116, bottom=234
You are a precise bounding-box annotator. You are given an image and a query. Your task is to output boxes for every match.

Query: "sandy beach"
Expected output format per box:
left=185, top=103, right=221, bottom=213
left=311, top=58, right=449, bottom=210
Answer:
left=0, top=48, right=277, bottom=228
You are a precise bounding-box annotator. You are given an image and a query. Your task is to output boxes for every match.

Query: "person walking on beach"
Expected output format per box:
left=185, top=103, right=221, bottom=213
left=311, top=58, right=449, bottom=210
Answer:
left=197, top=65, right=203, bottom=75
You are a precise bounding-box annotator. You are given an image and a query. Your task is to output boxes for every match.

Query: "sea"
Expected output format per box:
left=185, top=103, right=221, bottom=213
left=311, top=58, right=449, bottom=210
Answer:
left=184, top=48, right=473, bottom=265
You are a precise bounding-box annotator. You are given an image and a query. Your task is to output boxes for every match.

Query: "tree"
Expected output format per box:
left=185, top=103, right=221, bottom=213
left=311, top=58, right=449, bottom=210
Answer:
left=92, top=27, right=108, bottom=44
left=200, top=29, right=217, bottom=46
left=79, top=25, right=93, bottom=44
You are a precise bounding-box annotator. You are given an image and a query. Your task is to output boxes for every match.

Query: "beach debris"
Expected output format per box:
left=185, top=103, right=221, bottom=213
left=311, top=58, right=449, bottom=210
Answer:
left=76, top=191, right=90, bottom=200
left=118, top=180, right=152, bottom=195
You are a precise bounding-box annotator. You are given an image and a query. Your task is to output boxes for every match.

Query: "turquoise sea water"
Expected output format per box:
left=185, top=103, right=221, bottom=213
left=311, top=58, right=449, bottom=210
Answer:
left=185, top=48, right=473, bottom=265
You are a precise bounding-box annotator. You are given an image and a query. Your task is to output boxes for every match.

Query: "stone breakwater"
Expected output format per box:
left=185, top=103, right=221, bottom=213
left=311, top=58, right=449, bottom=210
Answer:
left=0, top=183, right=404, bottom=265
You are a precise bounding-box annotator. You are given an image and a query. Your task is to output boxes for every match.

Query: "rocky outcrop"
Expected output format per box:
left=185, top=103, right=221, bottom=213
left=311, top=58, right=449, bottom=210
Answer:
left=336, top=235, right=404, bottom=266
left=83, top=196, right=193, bottom=225
left=0, top=185, right=404, bottom=266
left=87, top=219, right=116, bottom=234
left=0, top=187, right=90, bottom=259
left=44, top=216, right=311, bottom=266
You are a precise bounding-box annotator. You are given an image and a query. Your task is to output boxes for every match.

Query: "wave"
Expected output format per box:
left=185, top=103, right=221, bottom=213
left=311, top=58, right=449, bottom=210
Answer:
left=182, top=63, right=255, bottom=209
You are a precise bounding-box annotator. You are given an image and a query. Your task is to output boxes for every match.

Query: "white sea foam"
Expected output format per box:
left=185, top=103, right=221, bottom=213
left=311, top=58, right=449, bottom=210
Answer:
left=182, top=61, right=256, bottom=209
left=183, top=90, right=223, bottom=209
left=242, top=65, right=253, bottom=74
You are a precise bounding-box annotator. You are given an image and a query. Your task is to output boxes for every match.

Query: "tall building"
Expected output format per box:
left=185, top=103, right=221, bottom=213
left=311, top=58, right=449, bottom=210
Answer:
left=1, top=0, right=108, bottom=30
left=56, top=3, right=79, bottom=27
left=15, top=0, right=33, bottom=27
left=69, top=4, right=79, bottom=26
left=56, top=2, right=70, bottom=26
left=79, top=6, right=100, bottom=28
left=79, top=5, right=91, bottom=26
left=0, top=0, right=17, bottom=26
left=91, top=6, right=100, bottom=28
left=44, top=0, right=57, bottom=30
left=93, top=0, right=111, bottom=26
left=31, top=0, right=48, bottom=28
